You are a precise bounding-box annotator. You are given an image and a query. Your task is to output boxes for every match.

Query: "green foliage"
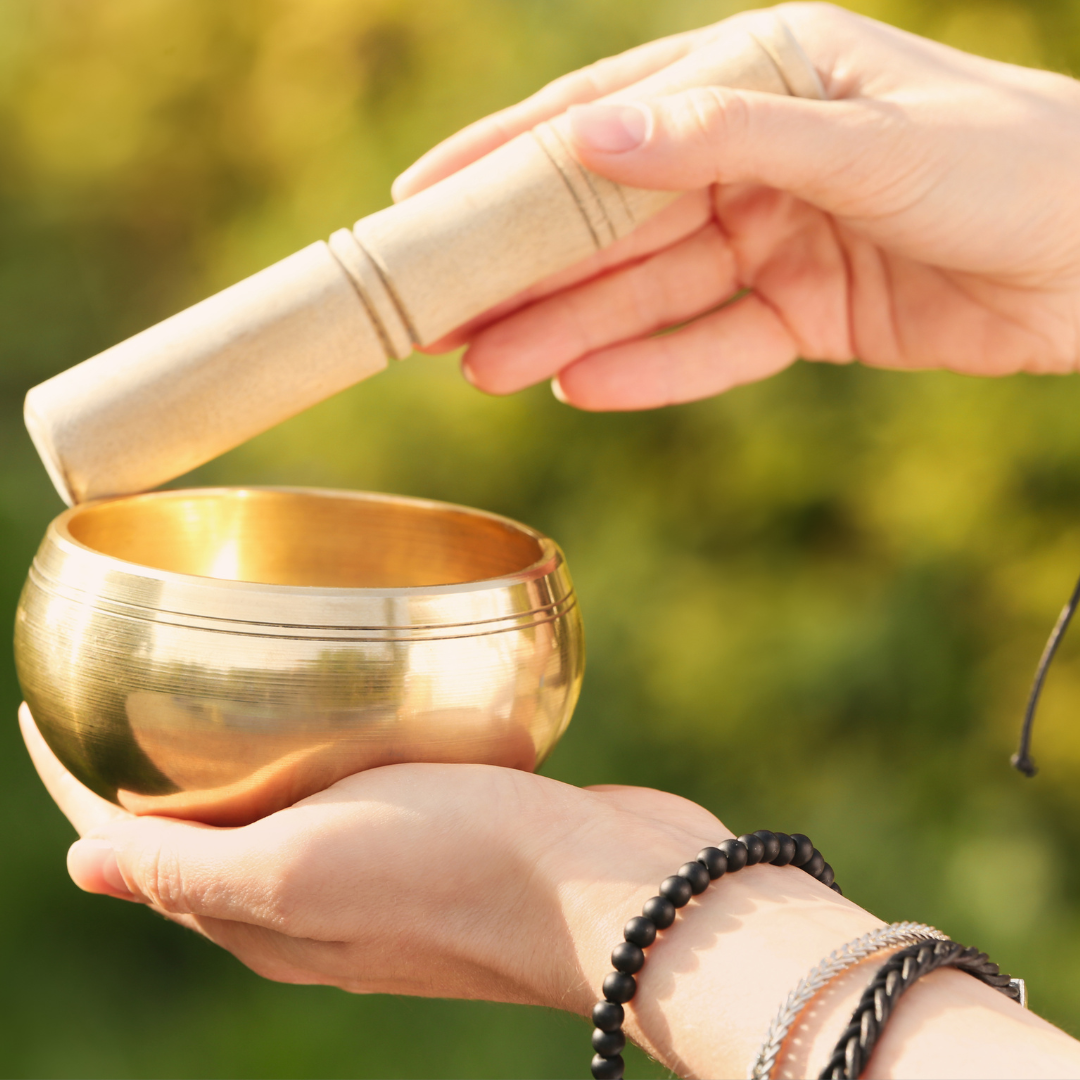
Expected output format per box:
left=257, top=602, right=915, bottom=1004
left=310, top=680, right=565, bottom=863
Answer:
left=3, top=0, right=1080, bottom=1075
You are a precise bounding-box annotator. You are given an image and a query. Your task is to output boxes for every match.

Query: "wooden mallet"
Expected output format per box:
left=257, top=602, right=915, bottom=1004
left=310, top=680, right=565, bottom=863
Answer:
left=24, top=14, right=824, bottom=505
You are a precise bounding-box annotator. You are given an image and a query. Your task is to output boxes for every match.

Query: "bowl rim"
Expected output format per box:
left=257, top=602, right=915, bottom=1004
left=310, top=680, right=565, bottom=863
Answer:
left=44, top=486, right=565, bottom=599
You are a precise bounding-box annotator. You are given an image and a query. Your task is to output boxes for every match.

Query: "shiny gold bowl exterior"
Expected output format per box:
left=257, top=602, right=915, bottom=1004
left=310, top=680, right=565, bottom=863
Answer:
left=15, top=487, right=583, bottom=825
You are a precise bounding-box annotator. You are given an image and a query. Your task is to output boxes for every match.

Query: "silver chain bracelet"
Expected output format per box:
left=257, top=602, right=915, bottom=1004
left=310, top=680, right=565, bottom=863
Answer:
left=747, top=921, right=948, bottom=1080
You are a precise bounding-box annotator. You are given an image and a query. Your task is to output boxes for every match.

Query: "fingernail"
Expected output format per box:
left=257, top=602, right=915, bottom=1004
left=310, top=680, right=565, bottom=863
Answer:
left=391, top=161, right=425, bottom=202
left=68, top=838, right=133, bottom=898
left=461, top=357, right=479, bottom=388
left=551, top=375, right=569, bottom=404
left=569, top=103, right=650, bottom=153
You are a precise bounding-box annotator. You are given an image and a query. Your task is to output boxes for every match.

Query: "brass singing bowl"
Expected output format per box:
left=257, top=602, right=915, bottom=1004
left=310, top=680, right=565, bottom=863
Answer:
left=14, top=487, right=584, bottom=825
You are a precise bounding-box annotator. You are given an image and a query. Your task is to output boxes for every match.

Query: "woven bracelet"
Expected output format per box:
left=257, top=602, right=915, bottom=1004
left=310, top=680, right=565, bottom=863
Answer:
left=819, top=937, right=1024, bottom=1079
left=747, top=921, right=948, bottom=1080
left=591, top=837, right=1024, bottom=1080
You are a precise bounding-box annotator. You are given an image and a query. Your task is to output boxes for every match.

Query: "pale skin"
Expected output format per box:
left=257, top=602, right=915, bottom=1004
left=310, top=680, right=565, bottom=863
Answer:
left=394, top=3, right=1080, bottom=408
left=21, top=705, right=1080, bottom=1079
left=25, top=3, right=1080, bottom=1076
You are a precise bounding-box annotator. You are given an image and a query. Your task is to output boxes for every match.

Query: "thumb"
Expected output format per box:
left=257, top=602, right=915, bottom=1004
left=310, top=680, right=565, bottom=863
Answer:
left=67, top=837, right=138, bottom=900
left=565, top=89, right=888, bottom=208
left=67, top=817, right=270, bottom=924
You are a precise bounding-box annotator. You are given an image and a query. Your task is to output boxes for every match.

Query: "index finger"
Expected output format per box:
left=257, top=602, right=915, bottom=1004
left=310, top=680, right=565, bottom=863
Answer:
left=19, top=703, right=132, bottom=836
left=391, top=29, right=701, bottom=200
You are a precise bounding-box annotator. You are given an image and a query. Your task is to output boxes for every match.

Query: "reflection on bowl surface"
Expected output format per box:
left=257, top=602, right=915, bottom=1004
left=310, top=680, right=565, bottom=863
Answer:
left=15, top=488, right=584, bottom=824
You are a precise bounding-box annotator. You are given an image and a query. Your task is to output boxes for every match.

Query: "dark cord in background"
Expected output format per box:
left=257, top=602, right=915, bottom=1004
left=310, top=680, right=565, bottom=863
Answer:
left=1013, top=571, right=1080, bottom=778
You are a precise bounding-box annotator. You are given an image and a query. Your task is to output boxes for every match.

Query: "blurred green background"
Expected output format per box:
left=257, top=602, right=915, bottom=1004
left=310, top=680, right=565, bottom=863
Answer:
left=3, top=0, right=1080, bottom=1075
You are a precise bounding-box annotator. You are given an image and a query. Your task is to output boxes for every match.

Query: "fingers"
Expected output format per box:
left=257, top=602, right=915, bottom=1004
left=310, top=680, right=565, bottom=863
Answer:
left=20, top=704, right=219, bottom=921
left=391, top=30, right=699, bottom=200
left=19, top=703, right=132, bottom=836
left=567, top=88, right=897, bottom=213
left=391, top=3, right=872, bottom=201
left=551, top=293, right=799, bottom=411
left=184, top=914, right=404, bottom=993
left=189, top=914, right=334, bottom=986
left=390, top=1, right=852, bottom=200
left=424, top=191, right=711, bottom=354
left=462, top=220, right=738, bottom=394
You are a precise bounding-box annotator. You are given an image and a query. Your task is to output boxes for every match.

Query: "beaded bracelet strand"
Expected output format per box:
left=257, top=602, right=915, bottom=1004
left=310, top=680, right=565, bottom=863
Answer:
left=590, top=830, right=840, bottom=1080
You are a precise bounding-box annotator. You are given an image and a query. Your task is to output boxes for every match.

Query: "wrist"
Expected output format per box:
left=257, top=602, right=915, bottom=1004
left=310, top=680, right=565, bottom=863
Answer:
left=533, top=797, right=882, bottom=1077
left=502, top=784, right=1080, bottom=1079
left=520, top=787, right=727, bottom=1016
left=625, top=865, right=880, bottom=1076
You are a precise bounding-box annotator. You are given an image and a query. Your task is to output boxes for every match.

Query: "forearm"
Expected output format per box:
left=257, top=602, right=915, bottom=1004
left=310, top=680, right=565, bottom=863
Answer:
left=539, top=811, right=1080, bottom=1079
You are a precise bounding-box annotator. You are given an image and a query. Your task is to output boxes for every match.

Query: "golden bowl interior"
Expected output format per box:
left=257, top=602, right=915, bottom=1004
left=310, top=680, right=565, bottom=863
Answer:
left=66, top=487, right=545, bottom=588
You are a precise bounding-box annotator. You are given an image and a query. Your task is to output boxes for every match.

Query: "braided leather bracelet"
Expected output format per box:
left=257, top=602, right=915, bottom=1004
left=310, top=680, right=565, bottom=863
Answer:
left=819, top=938, right=1024, bottom=1079
left=590, top=830, right=839, bottom=1080
left=747, top=922, right=949, bottom=1080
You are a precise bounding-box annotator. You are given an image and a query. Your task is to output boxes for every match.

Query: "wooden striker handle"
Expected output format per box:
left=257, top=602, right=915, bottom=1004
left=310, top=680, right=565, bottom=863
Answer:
left=25, top=14, right=823, bottom=505
left=339, top=16, right=824, bottom=349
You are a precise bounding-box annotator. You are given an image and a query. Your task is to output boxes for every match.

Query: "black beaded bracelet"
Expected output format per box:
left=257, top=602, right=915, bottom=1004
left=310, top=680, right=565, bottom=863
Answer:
left=590, top=830, right=840, bottom=1080
left=819, top=937, right=1022, bottom=1079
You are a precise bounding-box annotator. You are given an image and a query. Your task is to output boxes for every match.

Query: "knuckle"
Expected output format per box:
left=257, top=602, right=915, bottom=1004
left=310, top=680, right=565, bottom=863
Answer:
left=242, top=937, right=312, bottom=985
left=777, top=1, right=846, bottom=27
left=257, top=859, right=308, bottom=936
left=132, top=847, right=189, bottom=913
left=678, top=87, right=753, bottom=179
left=578, top=63, right=605, bottom=102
